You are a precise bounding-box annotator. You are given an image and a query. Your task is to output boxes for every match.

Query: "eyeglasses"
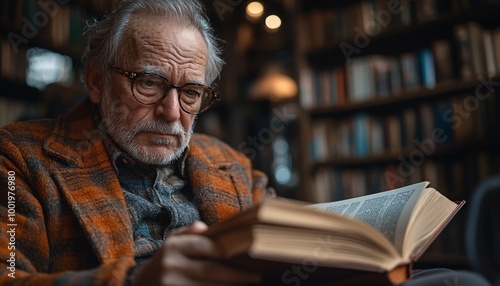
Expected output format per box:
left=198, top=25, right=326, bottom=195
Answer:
left=111, top=66, right=220, bottom=115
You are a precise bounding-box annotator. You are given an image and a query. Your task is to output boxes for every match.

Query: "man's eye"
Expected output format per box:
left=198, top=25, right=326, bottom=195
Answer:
left=140, top=78, right=162, bottom=88
left=184, top=89, right=201, bottom=97
left=143, top=80, right=155, bottom=87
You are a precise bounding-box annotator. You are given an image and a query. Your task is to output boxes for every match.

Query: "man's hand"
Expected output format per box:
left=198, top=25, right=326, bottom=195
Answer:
left=131, top=221, right=262, bottom=286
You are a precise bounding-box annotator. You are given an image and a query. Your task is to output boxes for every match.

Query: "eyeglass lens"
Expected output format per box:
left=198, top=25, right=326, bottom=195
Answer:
left=134, top=74, right=212, bottom=113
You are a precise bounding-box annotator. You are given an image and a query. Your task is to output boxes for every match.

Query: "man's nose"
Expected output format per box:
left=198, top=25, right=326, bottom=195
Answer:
left=155, top=88, right=181, bottom=121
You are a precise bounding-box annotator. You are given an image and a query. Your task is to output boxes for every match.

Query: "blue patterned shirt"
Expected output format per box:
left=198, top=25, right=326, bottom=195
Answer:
left=101, top=132, right=200, bottom=265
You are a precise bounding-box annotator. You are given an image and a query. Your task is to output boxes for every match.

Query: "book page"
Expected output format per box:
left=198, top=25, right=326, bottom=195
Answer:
left=401, top=188, right=462, bottom=259
left=309, top=182, right=428, bottom=253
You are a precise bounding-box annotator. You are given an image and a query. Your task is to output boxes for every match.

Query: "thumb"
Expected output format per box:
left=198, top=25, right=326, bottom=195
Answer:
left=171, top=221, right=209, bottom=236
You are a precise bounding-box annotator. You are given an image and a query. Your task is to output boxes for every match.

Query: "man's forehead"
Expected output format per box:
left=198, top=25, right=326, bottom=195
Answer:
left=124, top=14, right=204, bottom=51
left=115, top=13, right=208, bottom=81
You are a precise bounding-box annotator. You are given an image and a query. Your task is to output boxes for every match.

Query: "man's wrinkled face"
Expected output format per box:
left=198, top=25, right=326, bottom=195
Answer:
left=96, top=14, right=208, bottom=165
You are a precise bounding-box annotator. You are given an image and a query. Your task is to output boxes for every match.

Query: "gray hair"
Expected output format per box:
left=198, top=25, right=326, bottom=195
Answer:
left=82, top=0, right=224, bottom=87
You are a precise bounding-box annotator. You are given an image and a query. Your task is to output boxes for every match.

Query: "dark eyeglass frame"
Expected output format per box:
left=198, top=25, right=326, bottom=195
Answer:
left=111, top=66, right=221, bottom=115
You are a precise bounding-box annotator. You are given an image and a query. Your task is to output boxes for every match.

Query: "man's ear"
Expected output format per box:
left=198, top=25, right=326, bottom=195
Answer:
left=85, top=63, right=104, bottom=104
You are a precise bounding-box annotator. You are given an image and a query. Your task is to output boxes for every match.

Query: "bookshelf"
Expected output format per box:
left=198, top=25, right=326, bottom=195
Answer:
left=294, top=0, right=500, bottom=267
left=0, top=0, right=121, bottom=127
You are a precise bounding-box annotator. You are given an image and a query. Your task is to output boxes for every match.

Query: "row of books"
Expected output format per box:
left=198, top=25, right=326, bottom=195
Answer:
left=310, top=95, right=499, bottom=161
left=312, top=151, right=499, bottom=203
left=300, top=22, right=500, bottom=108
left=345, top=48, right=438, bottom=103
left=454, top=22, right=500, bottom=81
left=300, top=0, right=491, bottom=50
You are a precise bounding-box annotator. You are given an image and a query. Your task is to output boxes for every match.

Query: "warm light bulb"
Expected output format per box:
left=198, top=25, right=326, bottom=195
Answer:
left=246, top=2, right=264, bottom=19
left=265, top=15, right=281, bottom=30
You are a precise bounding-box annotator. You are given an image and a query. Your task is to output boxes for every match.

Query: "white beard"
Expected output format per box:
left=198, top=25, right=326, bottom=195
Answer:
left=100, top=92, right=194, bottom=166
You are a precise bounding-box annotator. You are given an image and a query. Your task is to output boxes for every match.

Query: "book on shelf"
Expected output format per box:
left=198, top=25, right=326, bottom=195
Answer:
left=431, top=39, right=455, bottom=82
left=0, top=36, right=28, bottom=82
left=203, top=181, right=465, bottom=286
left=482, top=30, right=497, bottom=78
left=418, top=49, right=437, bottom=89
left=492, top=28, right=500, bottom=76
left=400, top=53, right=421, bottom=90
left=466, top=22, right=488, bottom=78
left=354, top=113, right=369, bottom=157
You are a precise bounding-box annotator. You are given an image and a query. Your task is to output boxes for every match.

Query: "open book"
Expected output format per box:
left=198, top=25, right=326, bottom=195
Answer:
left=203, top=182, right=465, bottom=286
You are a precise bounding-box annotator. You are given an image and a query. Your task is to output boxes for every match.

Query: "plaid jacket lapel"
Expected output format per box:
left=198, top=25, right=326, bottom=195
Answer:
left=44, top=100, right=134, bottom=263
left=52, top=168, right=134, bottom=263
left=187, top=134, right=254, bottom=225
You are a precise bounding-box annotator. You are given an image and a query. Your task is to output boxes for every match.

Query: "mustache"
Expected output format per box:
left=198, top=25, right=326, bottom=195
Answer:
left=133, top=120, right=185, bottom=136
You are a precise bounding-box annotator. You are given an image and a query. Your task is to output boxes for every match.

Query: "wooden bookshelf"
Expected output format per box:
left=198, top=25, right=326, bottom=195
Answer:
left=306, top=2, right=500, bottom=64
left=294, top=0, right=500, bottom=268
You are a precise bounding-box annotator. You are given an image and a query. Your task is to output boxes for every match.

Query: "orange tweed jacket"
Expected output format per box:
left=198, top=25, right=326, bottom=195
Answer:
left=0, top=99, right=272, bottom=285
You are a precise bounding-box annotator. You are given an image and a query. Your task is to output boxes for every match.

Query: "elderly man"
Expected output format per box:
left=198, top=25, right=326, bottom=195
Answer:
left=0, top=0, right=270, bottom=285
left=0, top=0, right=492, bottom=285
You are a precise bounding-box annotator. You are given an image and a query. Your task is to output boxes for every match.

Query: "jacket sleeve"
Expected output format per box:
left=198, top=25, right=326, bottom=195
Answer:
left=0, top=128, right=135, bottom=286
